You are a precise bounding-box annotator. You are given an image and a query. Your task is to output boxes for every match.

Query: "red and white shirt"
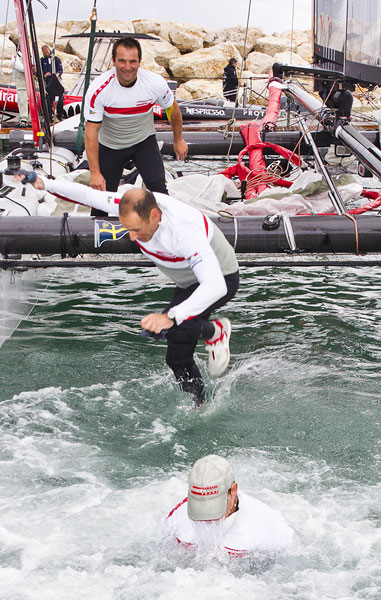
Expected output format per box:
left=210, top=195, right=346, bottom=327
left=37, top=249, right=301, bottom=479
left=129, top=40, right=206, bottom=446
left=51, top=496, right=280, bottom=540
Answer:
left=84, top=67, right=174, bottom=149
left=165, top=492, right=294, bottom=557
left=41, top=178, right=238, bottom=325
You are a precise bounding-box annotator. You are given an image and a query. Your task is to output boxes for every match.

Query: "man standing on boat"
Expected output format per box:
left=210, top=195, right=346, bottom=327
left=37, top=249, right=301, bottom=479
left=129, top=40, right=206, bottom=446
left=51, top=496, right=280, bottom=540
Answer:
left=223, top=58, right=239, bottom=103
left=12, top=49, right=29, bottom=127
left=40, top=45, right=65, bottom=123
left=14, top=173, right=237, bottom=406
left=84, top=36, right=188, bottom=216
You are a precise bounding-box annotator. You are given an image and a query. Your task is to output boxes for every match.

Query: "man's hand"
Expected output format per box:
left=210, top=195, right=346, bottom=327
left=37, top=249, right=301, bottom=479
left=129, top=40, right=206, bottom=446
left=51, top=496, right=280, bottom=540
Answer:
left=173, top=138, right=188, bottom=161
left=44, top=72, right=51, bottom=78
left=89, top=171, right=106, bottom=191
left=13, top=172, right=45, bottom=189
left=141, top=313, right=174, bottom=334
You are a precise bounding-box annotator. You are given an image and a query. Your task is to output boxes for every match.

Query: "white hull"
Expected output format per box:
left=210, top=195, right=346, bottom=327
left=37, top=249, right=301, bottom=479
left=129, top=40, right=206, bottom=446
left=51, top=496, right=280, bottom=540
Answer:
left=0, top=145, right=81, bottom=347
left=0, top=266, right=43, bottom=348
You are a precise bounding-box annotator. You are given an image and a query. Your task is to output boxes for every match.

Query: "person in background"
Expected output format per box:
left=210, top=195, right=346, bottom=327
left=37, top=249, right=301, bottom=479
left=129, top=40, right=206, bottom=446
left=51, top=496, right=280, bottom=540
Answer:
left=40, top=44, right=64, bottom=123
left=12, top=49, right=29, bottom=127
left=166, top=454, right=294, bottom=557
left=223, top=58, right=239, bottom=103
left=83, top=36, right=188, bottom=216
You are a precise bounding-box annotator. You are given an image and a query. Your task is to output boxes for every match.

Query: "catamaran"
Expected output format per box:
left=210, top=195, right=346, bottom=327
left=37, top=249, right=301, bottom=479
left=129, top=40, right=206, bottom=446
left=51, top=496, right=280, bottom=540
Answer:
left=1, top=0, right=381, bottom=347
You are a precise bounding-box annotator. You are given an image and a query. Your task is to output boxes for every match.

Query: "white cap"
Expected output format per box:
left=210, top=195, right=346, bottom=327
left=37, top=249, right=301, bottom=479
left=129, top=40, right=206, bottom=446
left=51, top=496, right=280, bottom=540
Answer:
left=187, top=455, right=235, bottom=521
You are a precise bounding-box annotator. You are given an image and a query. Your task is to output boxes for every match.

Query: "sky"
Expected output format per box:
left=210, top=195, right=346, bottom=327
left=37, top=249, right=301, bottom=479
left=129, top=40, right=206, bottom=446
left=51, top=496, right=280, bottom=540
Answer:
left=1, top=0, right=312, bottom=35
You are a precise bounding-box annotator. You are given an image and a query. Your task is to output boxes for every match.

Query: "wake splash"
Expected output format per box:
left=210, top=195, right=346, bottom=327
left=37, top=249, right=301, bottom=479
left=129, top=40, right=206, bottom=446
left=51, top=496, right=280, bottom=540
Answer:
left=0, top=381, right=379, bottom=599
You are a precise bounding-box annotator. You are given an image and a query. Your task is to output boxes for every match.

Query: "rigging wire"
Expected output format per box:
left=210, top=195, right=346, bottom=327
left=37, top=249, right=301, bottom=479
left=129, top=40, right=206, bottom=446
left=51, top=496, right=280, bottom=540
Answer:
left=51, top=0, right=61, bottom=73
left=0, top=0, right=34, bottom=127
left=225, top=0, right=252, bottom=164
left=290, top=0, right=295, bottom=62
left=48, top=0, right=63, bottom=175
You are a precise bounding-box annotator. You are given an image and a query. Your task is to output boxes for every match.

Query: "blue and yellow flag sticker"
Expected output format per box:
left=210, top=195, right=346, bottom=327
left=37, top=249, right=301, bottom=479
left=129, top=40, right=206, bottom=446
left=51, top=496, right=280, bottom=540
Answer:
left=94, top=220, right=129, bottom=248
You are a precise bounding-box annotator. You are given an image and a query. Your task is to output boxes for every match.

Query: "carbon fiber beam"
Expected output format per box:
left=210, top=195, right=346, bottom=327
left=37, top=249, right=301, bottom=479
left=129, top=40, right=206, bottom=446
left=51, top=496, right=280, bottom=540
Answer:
left=1, top=214, right=381, bottom=256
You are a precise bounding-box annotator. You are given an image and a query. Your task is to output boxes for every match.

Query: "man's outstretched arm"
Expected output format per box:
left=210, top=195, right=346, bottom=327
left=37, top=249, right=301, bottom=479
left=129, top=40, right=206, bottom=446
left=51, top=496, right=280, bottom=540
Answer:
left=168, top=100, right=188, bottom=161
left=13, top=172, right=120, bottom=215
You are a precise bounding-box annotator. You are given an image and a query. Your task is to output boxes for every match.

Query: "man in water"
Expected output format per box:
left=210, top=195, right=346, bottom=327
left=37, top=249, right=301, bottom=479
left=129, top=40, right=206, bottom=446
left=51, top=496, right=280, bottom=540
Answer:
left=84, top=36, right=188, bottom=216
left=14, top=174, right=238, bottom=406
left=166, top=454, right=293, bottom=556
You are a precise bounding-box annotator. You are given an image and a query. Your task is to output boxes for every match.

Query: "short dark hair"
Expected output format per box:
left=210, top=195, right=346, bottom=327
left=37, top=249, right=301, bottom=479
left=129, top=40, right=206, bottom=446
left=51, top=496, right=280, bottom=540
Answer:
left=229, top=58, right=237, bottom=65
left=119, top=189, right=157, bottom=221
left=112, top=37, right=142, bottom=61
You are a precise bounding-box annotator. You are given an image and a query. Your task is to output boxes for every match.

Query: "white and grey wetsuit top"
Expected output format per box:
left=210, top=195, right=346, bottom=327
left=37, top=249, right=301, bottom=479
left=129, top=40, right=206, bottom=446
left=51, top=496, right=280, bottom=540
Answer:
left=41, top=178, right=238, bottom=325
left=84, top=67, right=174, bottom=149
left=165, top=491, right=294, bottom=557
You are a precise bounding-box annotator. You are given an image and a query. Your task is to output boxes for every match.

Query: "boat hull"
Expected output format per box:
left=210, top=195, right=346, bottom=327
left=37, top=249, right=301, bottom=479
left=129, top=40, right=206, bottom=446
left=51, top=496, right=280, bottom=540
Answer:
left=1, top=214, right=381, bottom=255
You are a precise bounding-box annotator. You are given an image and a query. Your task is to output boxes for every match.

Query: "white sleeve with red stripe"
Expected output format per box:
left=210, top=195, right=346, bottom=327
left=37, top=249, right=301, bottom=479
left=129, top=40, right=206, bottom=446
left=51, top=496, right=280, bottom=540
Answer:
left=41, top=176, right=120, bottom=216
left=167, top=230, right=228, bottom=325
left=83, top=74, right=110, bottom=122
left=154, top=78, right=174, bottom=109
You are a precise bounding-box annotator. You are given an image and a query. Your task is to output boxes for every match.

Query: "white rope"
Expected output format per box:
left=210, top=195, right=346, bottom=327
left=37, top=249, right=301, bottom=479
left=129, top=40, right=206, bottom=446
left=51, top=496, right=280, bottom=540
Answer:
left=280, top=212, right=297, bottom=252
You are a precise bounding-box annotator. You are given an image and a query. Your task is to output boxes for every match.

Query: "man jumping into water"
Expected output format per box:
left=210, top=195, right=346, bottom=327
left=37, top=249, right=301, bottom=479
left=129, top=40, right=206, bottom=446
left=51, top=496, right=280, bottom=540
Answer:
left=15, top=173, right=239, bottom=406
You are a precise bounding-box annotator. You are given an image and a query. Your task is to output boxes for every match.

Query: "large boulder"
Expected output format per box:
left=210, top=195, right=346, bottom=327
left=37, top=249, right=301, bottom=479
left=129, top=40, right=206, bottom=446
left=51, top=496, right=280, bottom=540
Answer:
left=272, top=50, right=309, bottom=67
left=140, top=53, right=167, bottom=77
left=63, top=37, right=90, bottom=61
left=168, top=28, right=203, bottom=53
left=132, top=19, right=162, bottom=36
left=140, top=37, right=180, bottom=69
left=9, top=23, right=68, bottom=53
left=179, top=78, right=224, bottom=100
left=157, top=21, right=207, bottom=43
left=245, top=50, right=274, bottom=74
left=95, top=20, right=134, bottom=34
left=254, top=36, right=291, bottom=56
left=274, top=30, right=310, bottom=46
left=296, top=41, right=313, bottom=62
left=59, top=51, right=84, bottom=74
left=1, top=59, right=13, bottom=77
left=0, top=21, right=17, bottom=36
left=204, top=26, right=264, bottom=58
left=174, top=85, right=193, bottom=101
left=137, top=39, right=171, bottom=75
left=58, top=20, right=90, bottom=35
left=0, top=34, right=16, bottom=60
left=37, top=23, right=69, bottom=52
left=168, top=43, right=242, bottom=79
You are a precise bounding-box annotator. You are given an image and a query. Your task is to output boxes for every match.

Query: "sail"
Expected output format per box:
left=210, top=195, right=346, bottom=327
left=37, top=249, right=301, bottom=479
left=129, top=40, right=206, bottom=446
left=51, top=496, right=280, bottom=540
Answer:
left=346, top=0, right=381, bottom=83
left=313, top=0, right=381, bottom=86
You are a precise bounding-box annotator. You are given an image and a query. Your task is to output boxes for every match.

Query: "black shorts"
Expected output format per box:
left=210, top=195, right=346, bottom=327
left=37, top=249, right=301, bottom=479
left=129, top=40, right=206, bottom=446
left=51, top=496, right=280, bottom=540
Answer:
left=91, top=134, right=167, bottom=216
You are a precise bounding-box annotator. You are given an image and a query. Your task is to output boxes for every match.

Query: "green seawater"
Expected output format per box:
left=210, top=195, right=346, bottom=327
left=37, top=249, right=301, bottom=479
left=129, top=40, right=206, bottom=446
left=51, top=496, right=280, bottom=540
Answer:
left=0, top=265, right=380, bottom=598
left=0, top=145, right=380, bottom=598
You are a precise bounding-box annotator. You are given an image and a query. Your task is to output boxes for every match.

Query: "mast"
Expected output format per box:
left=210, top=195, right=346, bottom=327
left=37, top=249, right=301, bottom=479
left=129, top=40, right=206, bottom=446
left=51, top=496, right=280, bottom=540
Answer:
left=14, top=0, right=41, bottom=143
left=26, top=0, right=52, bottom=143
